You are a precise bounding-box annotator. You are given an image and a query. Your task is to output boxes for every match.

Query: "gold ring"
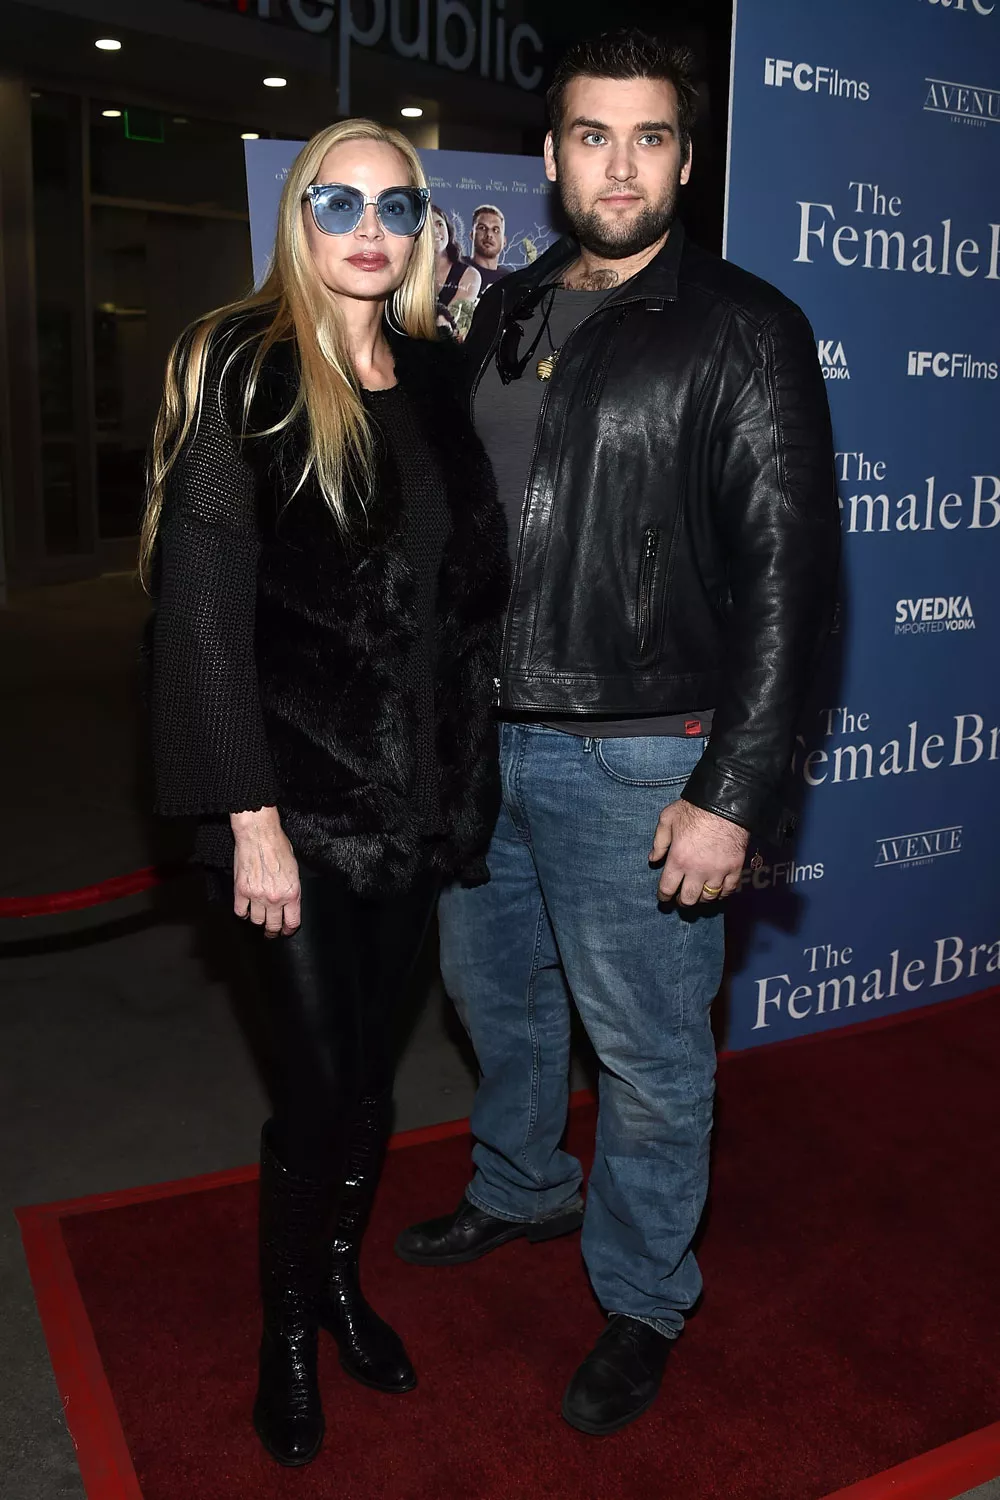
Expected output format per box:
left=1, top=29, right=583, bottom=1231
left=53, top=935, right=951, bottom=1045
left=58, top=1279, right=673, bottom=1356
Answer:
left=702, top=884, right=723, bottom=897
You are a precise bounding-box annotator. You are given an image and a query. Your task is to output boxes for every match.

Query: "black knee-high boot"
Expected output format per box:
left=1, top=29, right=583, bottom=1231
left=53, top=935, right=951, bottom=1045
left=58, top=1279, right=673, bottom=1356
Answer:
left=317, top=1090, right=416, bottom=1393
left=253, top=1126, right=333, bottom=1466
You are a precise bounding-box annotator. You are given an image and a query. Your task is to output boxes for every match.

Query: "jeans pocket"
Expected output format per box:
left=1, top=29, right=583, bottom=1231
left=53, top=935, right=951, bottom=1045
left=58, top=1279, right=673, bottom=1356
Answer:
left=593, top=735, right=707, bottom=788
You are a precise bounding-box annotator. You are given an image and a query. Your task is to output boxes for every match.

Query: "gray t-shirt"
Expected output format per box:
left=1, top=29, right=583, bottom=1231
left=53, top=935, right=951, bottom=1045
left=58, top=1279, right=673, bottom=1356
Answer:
left=474, top=284, right=713, bottom=740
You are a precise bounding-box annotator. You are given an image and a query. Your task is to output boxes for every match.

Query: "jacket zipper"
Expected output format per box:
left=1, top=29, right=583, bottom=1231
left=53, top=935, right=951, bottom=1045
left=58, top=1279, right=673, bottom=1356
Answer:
left=583, top=307, right=630, bottom=408
left=636, top=527, right=660, bottom=656
left=490, top=292, right=656, bottom=712
left=496, top=376, right=555, bottom=705
left=470, top=300, right=520, bottom=709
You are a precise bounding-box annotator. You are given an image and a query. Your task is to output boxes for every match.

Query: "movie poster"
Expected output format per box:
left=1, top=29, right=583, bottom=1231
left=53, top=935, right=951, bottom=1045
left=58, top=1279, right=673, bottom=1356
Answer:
left=419, top=150, right=559, bottom=340
left=245, top=142, right=560, bottom=341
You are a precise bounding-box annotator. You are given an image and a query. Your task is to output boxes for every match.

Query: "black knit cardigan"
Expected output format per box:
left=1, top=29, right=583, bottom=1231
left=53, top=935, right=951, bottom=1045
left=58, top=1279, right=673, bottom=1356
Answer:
left=149, top=311, right=509, bottom=896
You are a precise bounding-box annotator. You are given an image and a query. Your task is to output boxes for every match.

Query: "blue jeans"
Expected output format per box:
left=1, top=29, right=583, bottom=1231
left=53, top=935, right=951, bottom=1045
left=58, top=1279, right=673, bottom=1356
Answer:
left=438, top=724, right=724, bottom=1338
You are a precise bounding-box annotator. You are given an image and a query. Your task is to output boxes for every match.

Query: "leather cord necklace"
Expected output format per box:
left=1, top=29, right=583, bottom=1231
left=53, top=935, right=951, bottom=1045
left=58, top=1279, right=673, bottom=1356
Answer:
left=497, top=283, right=560, bottom=383
left=498, top=279, right=614, bottom=384
left=534, top=287, right=560, bottom=381
left=532, top=280, right=618, bottom=380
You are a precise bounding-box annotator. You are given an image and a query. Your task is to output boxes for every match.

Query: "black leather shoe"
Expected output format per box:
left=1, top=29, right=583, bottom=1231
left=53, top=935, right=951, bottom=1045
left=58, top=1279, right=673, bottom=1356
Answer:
left=395, top=1195, right=584, bottom=1266
left=561, top=1315, right=673, bottom=1436
left=253, top=1130, right=330, bottom=1466
left=317, top=1091, right=416, bottom=1395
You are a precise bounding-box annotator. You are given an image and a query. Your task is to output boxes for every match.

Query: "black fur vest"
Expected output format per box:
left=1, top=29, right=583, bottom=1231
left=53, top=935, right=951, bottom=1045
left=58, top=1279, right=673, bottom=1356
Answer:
left=161, top=312, right=510, bottom=897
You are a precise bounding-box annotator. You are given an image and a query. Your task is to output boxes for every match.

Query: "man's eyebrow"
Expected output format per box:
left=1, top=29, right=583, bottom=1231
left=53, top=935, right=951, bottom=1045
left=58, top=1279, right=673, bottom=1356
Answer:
left=568, top=117, right=610, bottom=132
left=567, top=116, right=676, bottom=135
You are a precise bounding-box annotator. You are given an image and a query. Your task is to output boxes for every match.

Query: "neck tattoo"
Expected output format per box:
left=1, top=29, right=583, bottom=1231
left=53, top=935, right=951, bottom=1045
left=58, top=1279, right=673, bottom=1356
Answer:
left=560, top=265, right=620, bottom=292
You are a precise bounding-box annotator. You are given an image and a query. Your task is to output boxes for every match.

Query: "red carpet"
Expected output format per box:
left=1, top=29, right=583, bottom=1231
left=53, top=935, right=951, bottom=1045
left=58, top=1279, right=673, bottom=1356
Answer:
left=18, top=990, right=1000, bottom=1500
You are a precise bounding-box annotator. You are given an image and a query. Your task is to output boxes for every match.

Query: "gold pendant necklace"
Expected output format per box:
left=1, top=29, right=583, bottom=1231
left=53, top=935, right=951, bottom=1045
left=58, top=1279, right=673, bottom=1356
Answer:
left=536, top=349, right=559, bottom=381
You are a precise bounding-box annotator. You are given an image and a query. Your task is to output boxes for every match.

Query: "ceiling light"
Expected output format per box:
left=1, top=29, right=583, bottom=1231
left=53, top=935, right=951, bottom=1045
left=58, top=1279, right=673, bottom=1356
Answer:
left=241, top=132, right=260, bottom=140
left=102, top=108, right=122, bottom=118
left=400, top=106, right=423, bottom=119
left=95, top=38, right=122, bottom=51
left=263, top=76, right=287, bottom=88
left=172, top=116, right=188, bottom=125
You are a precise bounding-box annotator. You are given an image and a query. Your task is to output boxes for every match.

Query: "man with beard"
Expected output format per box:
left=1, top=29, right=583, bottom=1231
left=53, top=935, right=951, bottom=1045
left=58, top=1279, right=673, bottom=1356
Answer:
left=396, top=30, right=839, bottom=1434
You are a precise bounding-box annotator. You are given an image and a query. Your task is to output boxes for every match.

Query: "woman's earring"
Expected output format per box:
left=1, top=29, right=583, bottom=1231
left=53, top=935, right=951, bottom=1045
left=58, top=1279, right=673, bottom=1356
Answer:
left=385, top=290, right=409, bottom=338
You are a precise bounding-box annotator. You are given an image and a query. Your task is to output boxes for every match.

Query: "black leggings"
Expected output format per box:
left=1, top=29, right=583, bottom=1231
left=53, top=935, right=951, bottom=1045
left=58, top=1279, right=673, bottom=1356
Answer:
left=239, top=870, right=439, bottom=1177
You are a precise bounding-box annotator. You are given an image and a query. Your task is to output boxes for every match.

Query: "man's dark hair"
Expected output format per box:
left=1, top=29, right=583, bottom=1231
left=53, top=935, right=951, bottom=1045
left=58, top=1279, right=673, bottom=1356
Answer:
left=472, top=203, right=505, bottom=227
left=546, top=28, right=699, bottom=163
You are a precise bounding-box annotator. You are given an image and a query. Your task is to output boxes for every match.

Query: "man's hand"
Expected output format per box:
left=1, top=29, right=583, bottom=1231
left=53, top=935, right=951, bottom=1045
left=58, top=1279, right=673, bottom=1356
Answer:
left=650, top=799, right=749, bottom=906
left=231, top=806, right=301, bottom=937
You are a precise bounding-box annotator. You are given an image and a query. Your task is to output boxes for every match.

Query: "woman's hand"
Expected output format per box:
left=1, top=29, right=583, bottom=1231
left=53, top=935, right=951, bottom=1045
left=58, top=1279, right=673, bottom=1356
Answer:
left=230, top=807, right=301, bottom=937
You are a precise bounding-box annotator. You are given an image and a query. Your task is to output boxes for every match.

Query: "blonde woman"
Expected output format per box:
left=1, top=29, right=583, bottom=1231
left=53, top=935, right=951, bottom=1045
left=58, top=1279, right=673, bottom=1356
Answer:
left=142, top=121, right=507, bottom=1466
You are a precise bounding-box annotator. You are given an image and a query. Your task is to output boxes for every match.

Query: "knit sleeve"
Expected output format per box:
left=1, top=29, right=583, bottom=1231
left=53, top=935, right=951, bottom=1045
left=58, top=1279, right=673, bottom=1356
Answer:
left=150, top=338, right=279, bottom=817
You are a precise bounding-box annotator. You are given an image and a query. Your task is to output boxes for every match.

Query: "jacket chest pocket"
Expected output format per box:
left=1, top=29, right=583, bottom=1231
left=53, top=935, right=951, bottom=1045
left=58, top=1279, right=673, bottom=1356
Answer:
left=635, top=526, right=661, bottom=658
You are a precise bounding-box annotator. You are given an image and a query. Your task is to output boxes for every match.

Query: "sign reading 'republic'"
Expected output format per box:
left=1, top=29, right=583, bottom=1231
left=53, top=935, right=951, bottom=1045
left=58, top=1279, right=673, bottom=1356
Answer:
left=192, top=0, right=543, bottom=92
left=722, top=0, right=1000, bottom=1047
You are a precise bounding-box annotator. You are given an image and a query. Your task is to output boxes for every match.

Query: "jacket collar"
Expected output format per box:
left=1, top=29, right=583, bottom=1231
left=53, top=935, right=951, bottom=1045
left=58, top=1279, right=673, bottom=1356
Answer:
left=501, top=220, right=686, bottom=313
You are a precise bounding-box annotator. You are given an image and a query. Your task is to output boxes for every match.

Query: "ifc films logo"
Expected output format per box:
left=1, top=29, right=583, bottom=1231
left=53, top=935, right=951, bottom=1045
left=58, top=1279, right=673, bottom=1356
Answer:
left=764, top=58, right=870, bottom=100
left=875, top=825, right=963, bottom=869
left=907, top=350, right=998, bottom=379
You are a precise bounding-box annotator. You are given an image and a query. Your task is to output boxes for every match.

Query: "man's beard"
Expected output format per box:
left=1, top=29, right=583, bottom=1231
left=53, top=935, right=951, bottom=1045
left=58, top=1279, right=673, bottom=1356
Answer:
left=560, top=176, right=679, bottom=260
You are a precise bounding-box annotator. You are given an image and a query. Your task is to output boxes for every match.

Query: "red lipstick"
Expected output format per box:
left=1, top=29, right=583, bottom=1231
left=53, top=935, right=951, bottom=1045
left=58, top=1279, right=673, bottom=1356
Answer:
left=345, top=252, right=390, bottom=271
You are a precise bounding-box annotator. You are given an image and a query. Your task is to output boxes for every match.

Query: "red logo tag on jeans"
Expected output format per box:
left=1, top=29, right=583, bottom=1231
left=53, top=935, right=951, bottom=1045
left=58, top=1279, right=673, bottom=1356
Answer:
left=684, top=719, right=703, bottom=736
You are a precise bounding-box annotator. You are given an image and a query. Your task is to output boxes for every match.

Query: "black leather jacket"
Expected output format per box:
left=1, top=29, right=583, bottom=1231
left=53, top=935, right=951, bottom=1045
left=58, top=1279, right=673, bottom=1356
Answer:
left=464, top=223, right=840, bottom=837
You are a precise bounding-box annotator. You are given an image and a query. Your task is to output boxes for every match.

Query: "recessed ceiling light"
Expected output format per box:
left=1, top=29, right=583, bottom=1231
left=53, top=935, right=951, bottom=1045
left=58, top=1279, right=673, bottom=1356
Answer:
left=172, top=116, right=188, bottom=125
left=400, top=106, right=423, bottom=119
left=263, top=76, right=287, bottom=88
left=95, top=38, right=122, bottom=51
left=241, top=132, right=260, bottom=141
left=102, top=108, right=122, bottom=118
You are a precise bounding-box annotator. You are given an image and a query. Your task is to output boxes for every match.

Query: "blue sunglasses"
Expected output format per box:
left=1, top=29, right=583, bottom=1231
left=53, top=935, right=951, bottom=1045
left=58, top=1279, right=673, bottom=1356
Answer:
left=303, top=183, right=430, bottom=238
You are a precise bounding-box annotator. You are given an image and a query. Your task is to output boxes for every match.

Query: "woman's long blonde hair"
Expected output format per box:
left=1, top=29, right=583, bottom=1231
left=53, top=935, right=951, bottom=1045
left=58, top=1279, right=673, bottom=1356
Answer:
left=139, top=119, right=437, bottom=586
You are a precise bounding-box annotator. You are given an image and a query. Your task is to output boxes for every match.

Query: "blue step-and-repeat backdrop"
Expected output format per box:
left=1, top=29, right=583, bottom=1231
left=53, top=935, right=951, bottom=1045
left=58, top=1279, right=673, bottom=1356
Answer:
left=723, top=0, right=1000, bottom=1046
